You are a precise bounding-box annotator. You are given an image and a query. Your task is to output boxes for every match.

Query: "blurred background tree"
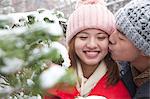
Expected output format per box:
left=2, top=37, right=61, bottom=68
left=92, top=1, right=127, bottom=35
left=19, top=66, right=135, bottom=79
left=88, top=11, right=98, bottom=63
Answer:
left=0, top=9, right=75, bottom=98
left=0, top=0, right=131, bottom=17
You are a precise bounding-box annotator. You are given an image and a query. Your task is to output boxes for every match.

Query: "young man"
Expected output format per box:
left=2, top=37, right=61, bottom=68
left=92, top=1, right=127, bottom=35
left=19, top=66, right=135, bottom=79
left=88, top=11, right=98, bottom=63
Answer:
left=109, top=0, right=150, bottom=98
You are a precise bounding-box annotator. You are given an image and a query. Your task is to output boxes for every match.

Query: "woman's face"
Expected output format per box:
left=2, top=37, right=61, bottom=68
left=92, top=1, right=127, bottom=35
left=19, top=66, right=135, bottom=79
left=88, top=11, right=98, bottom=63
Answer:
left=75, top=28, right=108, bottom=66
left=109, top=30, right=140, bottom=61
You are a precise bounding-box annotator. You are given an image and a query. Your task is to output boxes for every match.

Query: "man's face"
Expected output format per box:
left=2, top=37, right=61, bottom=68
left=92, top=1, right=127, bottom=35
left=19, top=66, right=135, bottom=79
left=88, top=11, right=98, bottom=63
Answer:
left=109, top=30, right=140, bottom=61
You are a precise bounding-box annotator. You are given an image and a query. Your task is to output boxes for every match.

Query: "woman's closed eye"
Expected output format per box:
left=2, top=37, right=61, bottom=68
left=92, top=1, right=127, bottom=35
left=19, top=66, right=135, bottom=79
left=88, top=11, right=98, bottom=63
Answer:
left=97, top=36, right=107, bottom=40
left=79, top=36, right=88, bottom=40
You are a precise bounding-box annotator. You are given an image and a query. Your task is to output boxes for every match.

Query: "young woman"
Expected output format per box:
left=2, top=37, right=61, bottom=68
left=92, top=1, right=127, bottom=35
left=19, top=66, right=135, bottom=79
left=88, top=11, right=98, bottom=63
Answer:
left=55, top=0, right=130, bottom=98
left=109, top=0, right=150, bottom=98
left=44, top=0, right=131, bottom=98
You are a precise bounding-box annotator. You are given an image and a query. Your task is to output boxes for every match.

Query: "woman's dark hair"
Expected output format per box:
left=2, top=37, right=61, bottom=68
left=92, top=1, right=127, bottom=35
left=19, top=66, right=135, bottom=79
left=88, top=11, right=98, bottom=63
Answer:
left=68, top=36, right=120, bottom=86
left=104, top=52, right=120, bottom=86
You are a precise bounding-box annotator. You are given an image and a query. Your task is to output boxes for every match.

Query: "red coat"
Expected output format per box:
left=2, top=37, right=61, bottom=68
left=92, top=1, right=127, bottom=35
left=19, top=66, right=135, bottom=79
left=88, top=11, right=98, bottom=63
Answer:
left=44, top=74, right=131, bottom=99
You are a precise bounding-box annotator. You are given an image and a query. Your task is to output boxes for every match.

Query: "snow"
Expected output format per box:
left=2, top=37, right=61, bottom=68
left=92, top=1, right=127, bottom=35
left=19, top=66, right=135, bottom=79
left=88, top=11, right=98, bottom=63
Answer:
left=0, top=57, right=24, bottom=74
left=0, top=9, right=64, bottom=36
left=0, top=85, right=13, bottom=94
left=0, top=48, right=6, bottom=57
left=50, top=42, right=70, bottom=68
left=39, top=64, right=66, bottom=89
left=31, top=41, right=70, bottom=68
left=27, top=79, right=35, bottom=87
left=0, top=27, right=28, bottom=36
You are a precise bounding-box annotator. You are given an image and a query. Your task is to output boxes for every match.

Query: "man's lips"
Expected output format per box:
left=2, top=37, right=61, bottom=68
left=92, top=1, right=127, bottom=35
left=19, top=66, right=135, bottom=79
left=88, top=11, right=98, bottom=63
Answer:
left=109, top=49, right=112, bottom=53
left=108, top=45, right=113, bottom=52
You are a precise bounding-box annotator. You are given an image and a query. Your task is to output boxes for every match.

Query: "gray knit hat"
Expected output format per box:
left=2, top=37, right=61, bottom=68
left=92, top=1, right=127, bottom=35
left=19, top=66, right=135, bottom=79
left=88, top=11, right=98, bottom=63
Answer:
left=115, top=0, right=150, bottom=56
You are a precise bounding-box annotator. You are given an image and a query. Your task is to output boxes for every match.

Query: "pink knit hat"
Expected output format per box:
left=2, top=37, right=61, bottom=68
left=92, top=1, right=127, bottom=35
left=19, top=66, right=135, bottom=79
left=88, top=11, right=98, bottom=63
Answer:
left=66, top=0, right=116, bottom=44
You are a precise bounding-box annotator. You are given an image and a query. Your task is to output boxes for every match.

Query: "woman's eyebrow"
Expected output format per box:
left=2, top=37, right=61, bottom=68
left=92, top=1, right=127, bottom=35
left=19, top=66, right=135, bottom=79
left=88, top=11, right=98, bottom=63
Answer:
left=78, top=32, right=88, bottom=35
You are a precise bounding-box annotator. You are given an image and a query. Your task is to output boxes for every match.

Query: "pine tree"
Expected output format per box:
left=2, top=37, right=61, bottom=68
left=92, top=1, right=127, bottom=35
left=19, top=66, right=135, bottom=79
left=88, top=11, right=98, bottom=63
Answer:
left=0, top=9, right=76, bottom=98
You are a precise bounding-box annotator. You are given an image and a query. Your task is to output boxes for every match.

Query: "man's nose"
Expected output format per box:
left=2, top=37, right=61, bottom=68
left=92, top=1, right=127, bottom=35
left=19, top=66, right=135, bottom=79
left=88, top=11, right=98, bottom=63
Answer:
left=109, top=33, right=116, bottom=45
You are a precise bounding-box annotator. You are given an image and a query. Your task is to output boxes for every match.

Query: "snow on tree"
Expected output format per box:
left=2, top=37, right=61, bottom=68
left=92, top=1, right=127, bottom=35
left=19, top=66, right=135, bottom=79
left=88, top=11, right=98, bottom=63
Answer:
left=0, top=9, right=76, bottom=98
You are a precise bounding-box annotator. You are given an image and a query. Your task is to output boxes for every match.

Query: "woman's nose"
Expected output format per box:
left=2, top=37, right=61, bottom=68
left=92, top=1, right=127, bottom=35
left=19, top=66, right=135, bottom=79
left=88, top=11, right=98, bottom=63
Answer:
left=86, top=38, right=97, bottom=49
